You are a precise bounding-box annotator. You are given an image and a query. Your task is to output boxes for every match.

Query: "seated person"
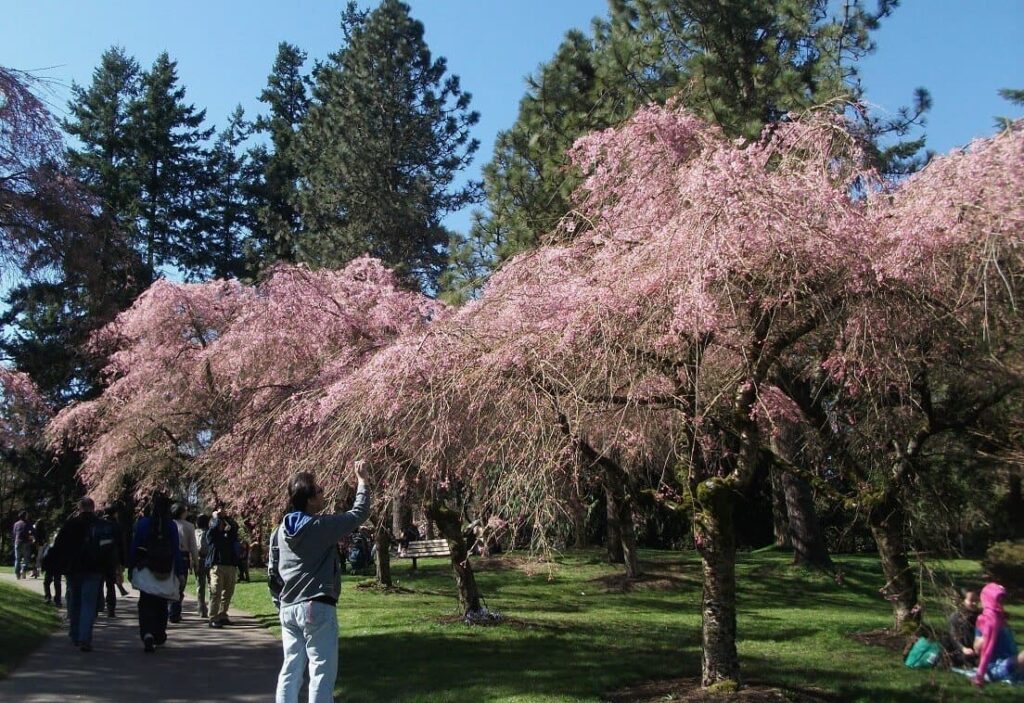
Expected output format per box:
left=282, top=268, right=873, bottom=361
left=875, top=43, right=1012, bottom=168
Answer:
left=943, top=588, right=980, bottom=666
left=973, top=582, right=1024, bottom=686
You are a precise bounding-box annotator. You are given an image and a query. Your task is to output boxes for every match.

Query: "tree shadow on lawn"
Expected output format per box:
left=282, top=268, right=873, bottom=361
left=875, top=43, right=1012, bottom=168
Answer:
left=741, top=655, right=984, bottom=703
left=336, top=623, right=699, bottom=702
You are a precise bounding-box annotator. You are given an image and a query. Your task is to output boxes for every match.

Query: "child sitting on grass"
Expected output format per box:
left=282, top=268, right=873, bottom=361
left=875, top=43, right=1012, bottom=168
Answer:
left=972, top=582, right=1024, bottom=686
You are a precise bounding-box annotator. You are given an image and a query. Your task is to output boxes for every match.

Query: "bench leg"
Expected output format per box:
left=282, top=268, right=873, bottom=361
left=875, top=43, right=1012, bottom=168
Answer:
left=411, top=558, right=417, bottom=571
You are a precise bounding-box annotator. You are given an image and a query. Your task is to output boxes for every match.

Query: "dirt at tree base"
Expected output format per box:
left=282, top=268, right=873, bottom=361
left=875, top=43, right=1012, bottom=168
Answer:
left=604, top=677, right=835, bottom=702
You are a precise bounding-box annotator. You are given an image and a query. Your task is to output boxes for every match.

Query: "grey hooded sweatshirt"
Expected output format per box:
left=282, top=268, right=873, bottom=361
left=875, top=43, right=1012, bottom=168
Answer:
left=272, top=484, right=371, bottom=607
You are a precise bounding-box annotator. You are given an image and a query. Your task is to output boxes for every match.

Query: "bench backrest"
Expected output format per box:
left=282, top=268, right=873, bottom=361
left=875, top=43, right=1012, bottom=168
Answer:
left=403, top=538, right=451, bottom=557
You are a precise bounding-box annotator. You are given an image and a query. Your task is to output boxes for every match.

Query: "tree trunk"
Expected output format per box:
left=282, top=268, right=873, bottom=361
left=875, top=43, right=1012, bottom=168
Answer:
left=868, top=497, right=919, bottom=632
left=428, top=502, right=483, bottom=614
left=374, top=521, right=393, bottom=588
left=770, top=468, right=791, bottom=549
left=605, top=469, right=640, bottom=578
left=605, top=488, right=625, bottom=564
left=620, top=505, right=641, bottom=579
left=780, top=472, right=832, bottom=569
left=695, top=478, right=740, bottom=688
left=570, top=494, right=589, bottom=548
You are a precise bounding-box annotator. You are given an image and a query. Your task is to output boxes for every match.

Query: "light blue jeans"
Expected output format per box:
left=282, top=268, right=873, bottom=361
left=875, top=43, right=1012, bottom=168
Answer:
left=276, top=600, right=339, bottom=703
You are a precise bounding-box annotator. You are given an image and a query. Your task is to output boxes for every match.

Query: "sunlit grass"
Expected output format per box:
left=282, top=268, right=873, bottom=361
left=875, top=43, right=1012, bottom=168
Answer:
left=230, top=550, right=1022, bottom=702
left=0, top=568, right=59, bottom=679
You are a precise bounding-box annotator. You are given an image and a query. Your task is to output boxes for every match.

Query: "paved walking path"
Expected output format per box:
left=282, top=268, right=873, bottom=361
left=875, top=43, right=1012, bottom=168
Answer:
left=0, top=572, right=284, bottom=702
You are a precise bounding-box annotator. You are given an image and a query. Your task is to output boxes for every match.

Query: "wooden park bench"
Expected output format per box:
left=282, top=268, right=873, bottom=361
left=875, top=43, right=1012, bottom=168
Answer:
left=396, top=538, right=450, bottom=570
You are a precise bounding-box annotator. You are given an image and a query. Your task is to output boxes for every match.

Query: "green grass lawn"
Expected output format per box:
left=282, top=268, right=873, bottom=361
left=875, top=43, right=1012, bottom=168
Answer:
left=0, top=567, right=59, bottom=679
left=229, top=550, right=1022, bottom=702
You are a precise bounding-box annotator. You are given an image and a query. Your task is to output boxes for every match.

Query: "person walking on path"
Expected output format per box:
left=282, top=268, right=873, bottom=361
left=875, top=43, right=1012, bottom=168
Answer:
left=169, top=503, right=198, bottom=623
left=12, top=511, right=32, bottom=579
left=31, top=518, right=47, bottom=578
left=40, top=527, right=63, bottom=608
left=207, top=507, right=242, bottom=628
left=129, top=492, right=183, bottom=653
left=194, top=513, right=211, bottom=619
left=270, top=460, right=371, bottom=703
left=52, top=497, right=119, bottom=651
left=96, top=505, right=127, bottom=617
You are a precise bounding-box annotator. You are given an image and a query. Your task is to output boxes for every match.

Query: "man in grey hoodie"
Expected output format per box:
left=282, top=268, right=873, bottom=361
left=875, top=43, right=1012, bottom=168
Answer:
left=271, top=460, right=371, bottom=703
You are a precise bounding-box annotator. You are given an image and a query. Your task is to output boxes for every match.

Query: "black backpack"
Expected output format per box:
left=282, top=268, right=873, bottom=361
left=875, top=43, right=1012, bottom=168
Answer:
left=78, top=518, right=119, bottom=572
left=268, top=527, right=284, bottom=609
left=138, top=517, right=175, bottom=577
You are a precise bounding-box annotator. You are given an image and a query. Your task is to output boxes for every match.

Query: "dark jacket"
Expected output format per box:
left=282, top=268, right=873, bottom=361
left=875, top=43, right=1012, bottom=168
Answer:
left=206, top=516, right=241, bottom=568
left=129, top=516, right=183, bottom=574
left=51, top=512, right=105, bottom=575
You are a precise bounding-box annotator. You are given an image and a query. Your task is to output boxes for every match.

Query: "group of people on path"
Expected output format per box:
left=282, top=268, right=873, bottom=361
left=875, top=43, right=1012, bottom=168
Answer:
left=10, top=460, right=372, bottom=703
left=13, top=491, right=250, bottom=653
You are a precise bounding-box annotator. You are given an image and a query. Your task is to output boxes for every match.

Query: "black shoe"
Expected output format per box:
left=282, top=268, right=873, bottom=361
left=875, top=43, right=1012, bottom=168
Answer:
left=143, top=634, right=155, bottom=653
left=80, top=643, right=92, bottom=652
left=209, top=620, right=223, bottom=629
left=106, top=609, right=116, bottom=618
left=169, top=616, right=181, bottom=623
left=53, top=600, right=62, bottom=608
left=220, top=617, right=233, bottom=626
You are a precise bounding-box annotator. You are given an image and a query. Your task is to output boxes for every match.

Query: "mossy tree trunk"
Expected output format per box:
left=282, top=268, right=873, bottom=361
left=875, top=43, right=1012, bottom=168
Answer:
left=604, top=468, right=640, bottom=578
left=428, top=501, right=483, bottom=614
left=694, top=477, right=740, bottom=688
left=868, top=495, right=919, bottom=632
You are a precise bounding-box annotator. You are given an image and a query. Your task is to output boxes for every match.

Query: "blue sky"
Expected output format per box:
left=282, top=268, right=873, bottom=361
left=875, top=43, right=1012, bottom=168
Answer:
left=4, top=0, right=1023, bottom=235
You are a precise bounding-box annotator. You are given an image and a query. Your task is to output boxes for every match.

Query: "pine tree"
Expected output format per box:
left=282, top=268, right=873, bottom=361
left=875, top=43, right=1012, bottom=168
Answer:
left=132, top=52, right=214, bottom=277
left=295, top=0, right=481, bottom=290
left=62, top=46, right=143, bottom=236
left=202, top=106, right=254, bottom=280
left=249, top=42, right=310, bottom=267
left=444, top=0, right=930, bottom=302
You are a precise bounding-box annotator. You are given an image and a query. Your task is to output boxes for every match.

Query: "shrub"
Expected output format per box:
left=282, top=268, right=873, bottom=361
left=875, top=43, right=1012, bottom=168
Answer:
left=982, top=540, right=1024, bottom=590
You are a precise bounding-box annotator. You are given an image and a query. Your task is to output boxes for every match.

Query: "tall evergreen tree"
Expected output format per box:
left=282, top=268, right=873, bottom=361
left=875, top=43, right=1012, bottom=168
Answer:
left=444, top=0, right=929, bottom=302
left=295, top=0, right=481, bottom=290
left=62, top=47, right=143, bottom=237
left=249, top=42, right=311, bottom=268
left=202, top=106, right=254, bottom=280
left=132, top=52, right=214, bottom=277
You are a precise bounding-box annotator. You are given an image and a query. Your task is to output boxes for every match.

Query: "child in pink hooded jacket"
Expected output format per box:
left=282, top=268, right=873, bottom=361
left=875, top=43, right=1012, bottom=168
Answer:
left=973, top=582, right=1023, bottom=686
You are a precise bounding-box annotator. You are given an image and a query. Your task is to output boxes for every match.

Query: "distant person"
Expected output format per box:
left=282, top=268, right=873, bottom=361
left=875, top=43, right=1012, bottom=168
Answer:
left=169, top=503, right=198, bottom=623
left=237, top=540, right=251, bottom=583
left=194, top=513, right=211, bottom=619
left=51, top=497, right=119, bottom=652
left=270, top=461, right=371, bottom=703
left=206, top=506, right=242, bottom=628
left=129, top=492, right=182, bottom=653
left=943, top=588, right=980, bottom=667
left=973, top=582, right=1024, bottom=686
left=31, top=518, right=48, bottom=578
left=12, top=511, right=32, bottom=579
left=96, top=506, right=126, bottom=617
left=40, top=521, right=63, bottom=607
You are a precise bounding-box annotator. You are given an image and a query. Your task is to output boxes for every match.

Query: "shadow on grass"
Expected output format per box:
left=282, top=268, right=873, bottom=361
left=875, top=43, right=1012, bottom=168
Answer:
left=335, top=626, right=700, bottom=703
